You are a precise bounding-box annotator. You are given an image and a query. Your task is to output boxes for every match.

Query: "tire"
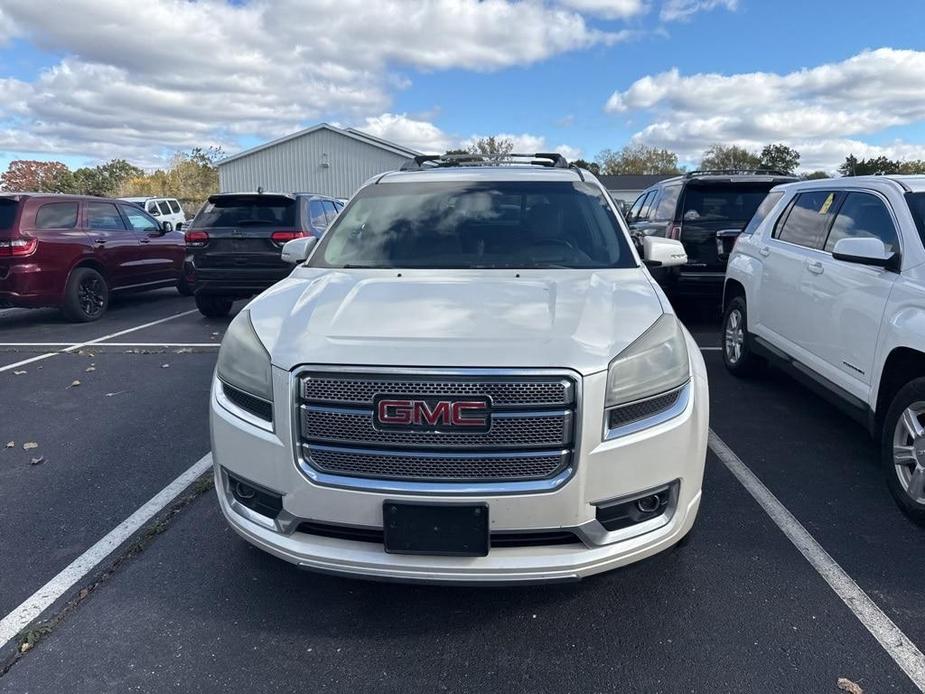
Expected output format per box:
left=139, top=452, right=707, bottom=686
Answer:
left=176, top=276, right=193, bottom=297
left=61, top=267, right=109, bottom=322
left=195, top=294, right=233, bottom=318
left=721, top=296, right=762, bottom=377
left=881, top=378, right=925, bottom=526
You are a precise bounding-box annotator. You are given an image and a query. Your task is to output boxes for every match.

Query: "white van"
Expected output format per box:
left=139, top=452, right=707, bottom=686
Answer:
left=120, top=197, right=187, bottom=229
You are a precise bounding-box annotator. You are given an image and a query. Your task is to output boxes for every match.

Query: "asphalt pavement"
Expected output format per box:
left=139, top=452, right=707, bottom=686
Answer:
left=0, top=290, right=922, bottom=693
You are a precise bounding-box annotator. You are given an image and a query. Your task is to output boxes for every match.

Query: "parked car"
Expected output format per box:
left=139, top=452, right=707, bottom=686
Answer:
left=210, top=153, right=707, bottom=583
left=0, top=193, right=184, bottom=321
left=627, top=170, right=797, bottom=295
left=120, top=197, right=188, bottom=230
left=184, top=191, right=344, bottom=317
left=723, top=175, right=925, bottom=524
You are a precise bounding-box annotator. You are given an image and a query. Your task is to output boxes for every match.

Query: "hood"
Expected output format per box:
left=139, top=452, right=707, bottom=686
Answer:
left=248, top=268, right=664, bottom=376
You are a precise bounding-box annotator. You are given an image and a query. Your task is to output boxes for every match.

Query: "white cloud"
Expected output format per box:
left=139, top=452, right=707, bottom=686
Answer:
left=558, top=0, right=648, bottom=20
left=659, top=0, right=737, bottom=22
left=355, top=113, right=454, bottom=153
left=604, top=48, right=925, bottom=170
left=0, top=0, right=623, bottom=165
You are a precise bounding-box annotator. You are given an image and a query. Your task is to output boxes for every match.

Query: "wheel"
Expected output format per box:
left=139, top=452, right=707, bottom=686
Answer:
left=61, top=267, right=109, bottom=322
left=881, top=378, right=925, bottom=525
left=195, top=294, right=233, bottom=318
left=721, top=296, right=762, bottom=376
left=177, top=276, right=193, bottom=297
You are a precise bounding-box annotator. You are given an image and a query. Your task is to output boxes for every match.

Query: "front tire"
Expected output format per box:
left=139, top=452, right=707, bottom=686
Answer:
left=721, top=296, right=762, bottom=377
left=881, top=378, right=925, bottom=526
left=195, top=294, right=233, bottom=318
left=61, top=267, right=109, bottom=322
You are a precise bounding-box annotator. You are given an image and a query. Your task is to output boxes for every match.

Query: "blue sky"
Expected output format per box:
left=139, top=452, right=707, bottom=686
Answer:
left=1, top=0, right=924, bottom=174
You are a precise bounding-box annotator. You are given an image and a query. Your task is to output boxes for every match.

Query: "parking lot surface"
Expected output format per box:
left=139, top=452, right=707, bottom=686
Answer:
left=1, top=292, right=924, bottom=693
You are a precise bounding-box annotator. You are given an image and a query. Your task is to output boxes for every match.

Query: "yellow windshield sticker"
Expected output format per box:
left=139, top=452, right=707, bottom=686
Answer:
left=819, top=193, right=834, bottom=215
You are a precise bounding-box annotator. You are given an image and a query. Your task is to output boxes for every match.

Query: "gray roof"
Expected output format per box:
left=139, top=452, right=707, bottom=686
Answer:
left=218, top=123, right=421, bottom=166
left=597, top=174, right=675, bottom=190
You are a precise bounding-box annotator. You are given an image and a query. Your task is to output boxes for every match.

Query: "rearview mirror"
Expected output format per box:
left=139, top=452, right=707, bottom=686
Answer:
left=642, top=236, right=687, bottom=268
left=832, top=237, right=898, bottom=270
left=281, top=236, right=317, bottom=264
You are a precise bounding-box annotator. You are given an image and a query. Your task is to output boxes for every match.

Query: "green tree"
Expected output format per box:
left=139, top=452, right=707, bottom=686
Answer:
left=758, top=144, right=801, bottom=174
left=572, top=159, right=601, bottom=175
left=835, top=155, right=924, bottom=176
left=699, top=144, right=761, bottom=171
left=467, top=136, right=514, bottom=157
left=596, top=144, right=681, bottom=175
left=0, top=160, right=72, bottom=192
left=801, top=171, right=830, bottom=180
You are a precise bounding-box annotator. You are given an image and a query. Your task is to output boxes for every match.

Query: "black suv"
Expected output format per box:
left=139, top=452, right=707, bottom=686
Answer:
left=626, top=170, right=797, bottom=294
left=184, top=192, right=343, bottom=317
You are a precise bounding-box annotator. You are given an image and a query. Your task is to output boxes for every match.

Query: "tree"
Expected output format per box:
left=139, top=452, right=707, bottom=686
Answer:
left=0, top=160, right=72, bottom=192
left=572, top=159, right=601, bottom=175
left=839, top=155, right=925, bottom=176
left=467, top=136, right=514, bottom=157
left=68, top=159, right=144, bottom=196
left=596, top=144, right=681, bottom=175
left=443, top=149, right=469, bottom=156
left=699, top=144, right=760, bottom=171
left=758, top=144, right=800, bottom=174
left=801, top=171, right=830, bottom=180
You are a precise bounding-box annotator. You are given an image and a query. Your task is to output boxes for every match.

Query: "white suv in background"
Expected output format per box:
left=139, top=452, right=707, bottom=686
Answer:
left=723, top=176, right=925, bottom=524
left=210, top=153, right=708, bottom=583
left=120, top=197, right=187, bottom=229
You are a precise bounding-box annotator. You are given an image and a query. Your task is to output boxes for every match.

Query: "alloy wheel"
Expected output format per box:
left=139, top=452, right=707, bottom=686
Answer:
left=892, top=402, right=925, bottom=504
left=78, top=276, right=105, bottom=318
left=724, top=308, right=744, bottom=364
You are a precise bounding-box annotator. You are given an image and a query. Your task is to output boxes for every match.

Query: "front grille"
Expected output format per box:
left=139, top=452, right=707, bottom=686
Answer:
left=296, top=521, right=582, bottom=547
left=298, top=370, right=578, bottom=485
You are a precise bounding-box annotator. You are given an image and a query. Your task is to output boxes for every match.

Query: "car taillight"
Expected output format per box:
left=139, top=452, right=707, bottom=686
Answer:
left=270, top=231, right=305, bottom=245
left=0, top=238, right=37, bottom=257
left=185, top=230, right=209, bottom=247
left=668, top=224, right=682, bottom=240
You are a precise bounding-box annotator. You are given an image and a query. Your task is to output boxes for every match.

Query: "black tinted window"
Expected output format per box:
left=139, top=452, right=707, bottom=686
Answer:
left=906, top=193, right=925, bottom=249
left=627, top=193, right=646, bottom=221
left=0, top=200, right=18, bottom=230
left=313, top=181, right=634, bottom=270
left=191, top=196, right=296, bottom=228
left=638, top=191, right=656, bottom=220
left=35, top=202, right=78, bottom=229
left=86, top=202, right=127, bottom=230
left=682, top=184, right=776, bottom=223
left=654, top=185, right=681, bottom=220
left=168, top=199, right=181, bottom=214
left=776, top=191, right=839, bottom=249
left=741, top=192, right=783, bottom=236
left=825, top=193, right=898, bottom=253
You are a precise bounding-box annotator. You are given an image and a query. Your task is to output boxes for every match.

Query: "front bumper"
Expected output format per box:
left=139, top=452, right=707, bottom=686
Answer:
left=210, top=346, right=708, bottom=583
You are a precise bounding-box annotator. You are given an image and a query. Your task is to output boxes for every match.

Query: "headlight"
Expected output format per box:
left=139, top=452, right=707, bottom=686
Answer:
left=605, top=313, right=690, bottom=409
left=217, top=309, right=273, bottom=401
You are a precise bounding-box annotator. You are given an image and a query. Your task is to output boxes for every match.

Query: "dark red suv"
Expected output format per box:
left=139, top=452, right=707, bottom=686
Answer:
left=0, top=193, right=185, bottom=322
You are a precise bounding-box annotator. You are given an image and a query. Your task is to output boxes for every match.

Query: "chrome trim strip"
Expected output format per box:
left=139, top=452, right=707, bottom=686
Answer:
left=602, top=381, right=690, bottom=441
left=289, top=365, right=582, bottom=495
left=214, top=378, right=274, bottom=434
left=304, top=442, right=570, bottom=461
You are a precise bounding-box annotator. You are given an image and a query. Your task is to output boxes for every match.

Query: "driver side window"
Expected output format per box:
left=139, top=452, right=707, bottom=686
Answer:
left=119, top=204, right=160, bottom=232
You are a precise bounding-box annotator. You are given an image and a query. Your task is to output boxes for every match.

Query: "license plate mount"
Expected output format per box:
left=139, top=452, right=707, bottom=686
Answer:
left=383, top=502, right=489, bottom=557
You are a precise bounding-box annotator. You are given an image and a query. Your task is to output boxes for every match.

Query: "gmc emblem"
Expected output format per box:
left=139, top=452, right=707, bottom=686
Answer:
left=373, top=396, right=491, bottom=433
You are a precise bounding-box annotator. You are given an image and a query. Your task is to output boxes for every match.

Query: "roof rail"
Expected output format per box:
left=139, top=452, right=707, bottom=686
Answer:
left=684, top=169, right=793, bottom=178
left=400, top=152, right=570, bottom=171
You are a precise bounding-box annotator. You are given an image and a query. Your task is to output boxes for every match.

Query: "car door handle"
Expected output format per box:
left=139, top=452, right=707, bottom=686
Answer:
left=94, top=238, right=106, bottom=245
left=807, top=260, right=824, bottom=275
left=759, top=246, right=770, bottom=257
left=140, top=238, right=150, bottom=244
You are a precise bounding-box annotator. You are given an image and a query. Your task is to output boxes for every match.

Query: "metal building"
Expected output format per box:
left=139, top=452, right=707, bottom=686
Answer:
left=217, top=123, right=420, bottom=198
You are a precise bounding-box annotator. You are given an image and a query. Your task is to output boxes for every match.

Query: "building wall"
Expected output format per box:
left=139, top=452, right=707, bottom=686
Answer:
left=218, top=129, right=412, bottom=198
left=607, top=188, right=646, bottom=206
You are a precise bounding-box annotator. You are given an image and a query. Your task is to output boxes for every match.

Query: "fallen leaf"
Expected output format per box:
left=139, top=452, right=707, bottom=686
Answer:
left=175, top=348, right=192, bottom=354
left=20, top=642, right=31, bottom=653
left=23, top=442, right=38, bottom=450
left=5, top=441, right=14, bottom=448
left=30, top=456, right=45, bottom=466
left=85, top=366, right=96, bottom=373
left=105, top=391, right=126, bottom=398
left=837, top=678, right=863, bottom=694
left=161, top=363, right=170, bottom=369
left=67, top=380, right=81, bottom=389
left=12, top=370, right=26, bottom=375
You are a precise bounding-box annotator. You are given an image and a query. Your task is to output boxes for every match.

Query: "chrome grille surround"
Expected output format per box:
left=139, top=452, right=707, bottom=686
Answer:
left=292, top=366, right=581, bottom=495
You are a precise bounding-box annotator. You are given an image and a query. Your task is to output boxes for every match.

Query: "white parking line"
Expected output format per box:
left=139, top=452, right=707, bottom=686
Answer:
left=709, top=430, right=925, bottom=691
left=0, top=309, right=198, bottom=374
left=0, top=453, right=212, bottom=649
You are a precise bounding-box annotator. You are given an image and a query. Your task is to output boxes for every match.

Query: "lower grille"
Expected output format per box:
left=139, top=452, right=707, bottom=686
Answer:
left=296, top=521, right=583, bottom=547
left=305, top=445, right=568, bottom=481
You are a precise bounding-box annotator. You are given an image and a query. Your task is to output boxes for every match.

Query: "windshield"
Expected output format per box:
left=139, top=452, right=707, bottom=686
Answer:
left=681, top=184, right=776, bottom=223
left=311, top=181, right=635, bottom=269
left=191, top=195, right=296, bottom=228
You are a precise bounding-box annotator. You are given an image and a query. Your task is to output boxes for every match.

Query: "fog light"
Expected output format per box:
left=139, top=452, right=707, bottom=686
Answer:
left=227, top=470, right=283, bottom=519
left=594, top=481, right=677, bottom=532
left=636, top=494, right=662, bottom=514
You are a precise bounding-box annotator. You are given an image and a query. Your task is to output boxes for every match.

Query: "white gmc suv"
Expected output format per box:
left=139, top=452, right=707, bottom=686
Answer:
left=723, top=175, right=925, bottom=524
left=210, top=154, right=708, bottom=583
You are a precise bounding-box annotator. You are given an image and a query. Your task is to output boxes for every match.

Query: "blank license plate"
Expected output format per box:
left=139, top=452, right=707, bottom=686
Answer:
left=383, top=502, right=489, bottom=557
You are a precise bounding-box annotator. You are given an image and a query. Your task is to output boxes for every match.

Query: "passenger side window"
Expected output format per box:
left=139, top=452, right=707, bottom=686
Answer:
left=637, top=191, right=656, bottom=221
left=775, top=191, right=840, bottom=249
left=157, top=201, right=172, bottom=216
left=824, top=192, right=898, bottom=254
left=146, top=201, right=161, bottom=216
left=118, top=204, right=160, bottom=233
left=35, top=202, right=78, bottom=229
left=654, top=185, right=681, bottom=221
left=322, top=200, right=338, bottom=224
left=627, top=193, right=647, bottom=222
left=309, top=200, right=327, bottom=230
left=167, top=200, right=181, bottom=214
left=86, top=202, right=127, bottom=230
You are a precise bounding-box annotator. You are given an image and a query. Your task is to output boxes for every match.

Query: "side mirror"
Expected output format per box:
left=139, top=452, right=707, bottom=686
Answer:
left=281, top=236, right=317, bottom=264
left=175, top=222, right=184, bottom=232
left=642, top=236, right=687, bottom=268
left=160, top=221, right=173, bottom=233
left=832, top=237, right=898, bottom=270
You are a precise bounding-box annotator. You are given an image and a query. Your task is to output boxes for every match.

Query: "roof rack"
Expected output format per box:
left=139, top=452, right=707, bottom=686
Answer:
left=684, top=169, right=793, bottom=178
left=400, top=152, right=570, bottom=171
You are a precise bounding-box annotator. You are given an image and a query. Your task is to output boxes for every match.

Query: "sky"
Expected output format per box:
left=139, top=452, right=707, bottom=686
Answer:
left=1, top=0, right=924, bottom=174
